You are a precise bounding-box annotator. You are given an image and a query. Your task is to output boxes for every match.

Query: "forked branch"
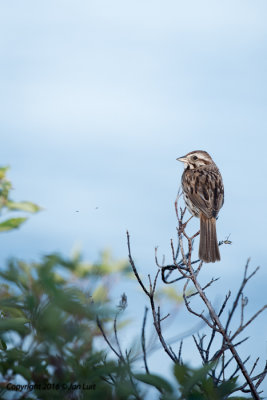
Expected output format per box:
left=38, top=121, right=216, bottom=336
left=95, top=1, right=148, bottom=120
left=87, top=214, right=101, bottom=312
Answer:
left=126, top=193, right=266, bottom=399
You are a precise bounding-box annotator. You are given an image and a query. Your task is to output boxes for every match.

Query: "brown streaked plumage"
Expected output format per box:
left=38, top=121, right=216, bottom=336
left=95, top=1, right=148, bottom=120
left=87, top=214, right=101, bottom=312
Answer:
left=177, top=150, right=224, bottom=263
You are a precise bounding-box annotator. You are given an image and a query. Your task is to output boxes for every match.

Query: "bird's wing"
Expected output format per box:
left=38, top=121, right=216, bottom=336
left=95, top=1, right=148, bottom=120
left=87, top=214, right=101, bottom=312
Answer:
left=183, top=168, right=224, bottom=219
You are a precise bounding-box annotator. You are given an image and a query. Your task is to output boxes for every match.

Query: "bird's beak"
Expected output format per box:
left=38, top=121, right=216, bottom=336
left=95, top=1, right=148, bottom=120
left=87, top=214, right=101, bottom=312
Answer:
left=176, top=156, right=187, bottom=163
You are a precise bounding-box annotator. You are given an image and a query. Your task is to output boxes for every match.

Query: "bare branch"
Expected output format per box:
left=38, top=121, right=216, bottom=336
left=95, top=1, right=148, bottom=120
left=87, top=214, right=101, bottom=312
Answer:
left=114, top=312, right=123, bottom=359
left=233, top=363, right=267, bottom=393
left=127, top=230, right=150, bottom=297
left=255, top=361, right=267, bottom=389
left=178, top=340, right=183, bottom=364
left=96, top=317, right=122, bottom=360
left=218, top=291, right=231, bottom=317
left=231, top=304, right=267, bottom=341
left=141, top=306, right=150, bottom=374
left=125, top=195, right=266, bottom=400
left=250, top=358, right=260, bottom=377
left=187, top=277, right=219, bottom=298
left=171, top=197, right=264, bottom=399
left=192, top=334, right=206, bottom=362
left=225, top=260, right=260, bottom=334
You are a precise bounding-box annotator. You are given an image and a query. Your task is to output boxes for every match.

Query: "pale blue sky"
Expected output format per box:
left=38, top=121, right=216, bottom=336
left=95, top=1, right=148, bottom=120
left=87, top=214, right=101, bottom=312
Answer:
left=1, top=1, right=267, bottom=395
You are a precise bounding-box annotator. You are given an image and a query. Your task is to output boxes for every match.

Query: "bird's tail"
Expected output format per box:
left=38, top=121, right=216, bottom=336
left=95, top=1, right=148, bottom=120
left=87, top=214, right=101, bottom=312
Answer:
left=199, top=214, right=220, bottom=263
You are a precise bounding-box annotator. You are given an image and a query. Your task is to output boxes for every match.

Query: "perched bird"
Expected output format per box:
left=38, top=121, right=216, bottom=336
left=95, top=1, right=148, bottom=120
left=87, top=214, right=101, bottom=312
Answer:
left=177, top=150, right=224, bottom=263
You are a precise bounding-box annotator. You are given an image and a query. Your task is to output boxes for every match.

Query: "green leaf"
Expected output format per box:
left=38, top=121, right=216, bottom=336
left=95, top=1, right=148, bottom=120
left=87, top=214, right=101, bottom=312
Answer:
left=174, top=364, right=190, bottom=385
left=0, top=317, right=29, bottom=333
left=92, top=285, right=108, bottom=302
left=200, top=377, right=218, bottom=398
left=182, top=363, right=214, bottom=396
left=0, top=217, right=27, bottom=232
left=217, top=377, right=238, bottom=396
left=0, top=305, right=25, bottom=318
left=6, top=201, right=41, bottom=213
left=0, top=339, right=7, bottom=350
left=134, top=373, right=173, bottom=393
left=0, top=166, right=9, bottom=179
left=13, top=365, right=32, bottom=380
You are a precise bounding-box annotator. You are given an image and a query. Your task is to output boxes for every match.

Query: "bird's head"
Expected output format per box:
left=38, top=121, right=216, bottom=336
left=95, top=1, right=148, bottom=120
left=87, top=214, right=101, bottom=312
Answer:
left=176, top=150, right=214, bottom=169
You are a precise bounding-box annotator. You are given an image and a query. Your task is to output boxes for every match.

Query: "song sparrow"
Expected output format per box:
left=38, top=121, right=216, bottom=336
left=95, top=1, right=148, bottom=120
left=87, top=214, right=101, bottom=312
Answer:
left=177, top=150, right=224, bottom=263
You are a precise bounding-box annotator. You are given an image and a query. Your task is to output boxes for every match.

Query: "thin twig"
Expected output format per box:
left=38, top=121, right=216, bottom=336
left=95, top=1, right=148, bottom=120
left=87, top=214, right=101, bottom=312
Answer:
left=127, top=230, right=150, bottom=296
left=96, top=317, right=121, bottom=359
left=114, top=313, right=123, bottom=359
left=187, top=277, right=219, bottom=298
left=250, top=358, right=260, bottom=376
left=178, top=340, right=183, bottom=364
left=141, top=306, right=150, bottom=374
left=231, top=304, right=267, bottom=341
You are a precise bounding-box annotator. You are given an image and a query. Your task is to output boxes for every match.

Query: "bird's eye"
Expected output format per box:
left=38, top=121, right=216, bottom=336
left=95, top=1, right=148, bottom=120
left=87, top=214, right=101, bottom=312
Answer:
left=192, top=155, right=198, bottom=160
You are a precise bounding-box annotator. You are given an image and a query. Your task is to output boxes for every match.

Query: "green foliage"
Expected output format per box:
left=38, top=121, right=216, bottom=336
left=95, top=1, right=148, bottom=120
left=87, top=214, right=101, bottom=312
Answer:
left=174, top=363, right=240, bottom=400
left=0, top=252, right=134, bottom=399
left=135, top=364, right=248, bottom=400
left=134, top=373, right=174, bottom=396
left=0, top=166, right=41, bottom=231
